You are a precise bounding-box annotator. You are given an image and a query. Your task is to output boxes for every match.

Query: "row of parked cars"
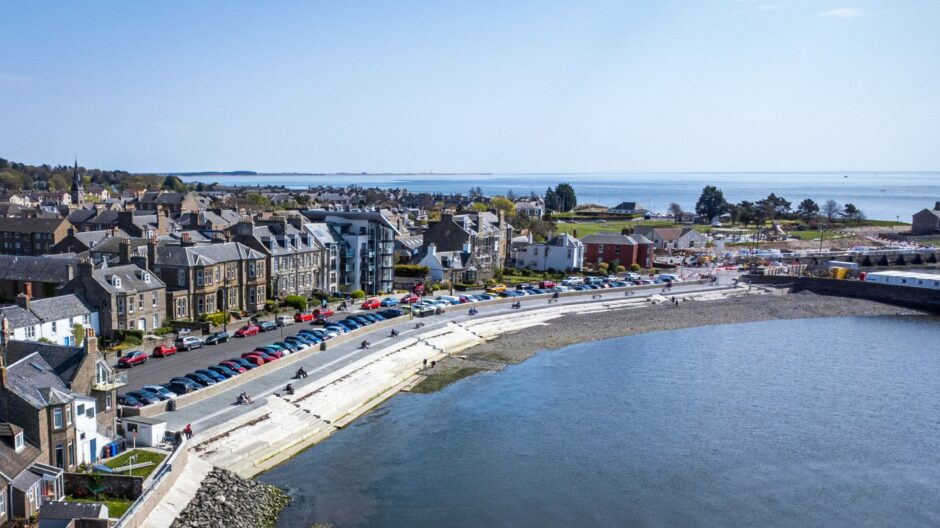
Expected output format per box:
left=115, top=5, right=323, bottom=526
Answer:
left=117, top=308, right=406, bottom=407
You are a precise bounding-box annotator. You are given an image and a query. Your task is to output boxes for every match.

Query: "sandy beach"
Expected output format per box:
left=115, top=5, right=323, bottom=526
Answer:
left=413, top=291, right=933, bottom=392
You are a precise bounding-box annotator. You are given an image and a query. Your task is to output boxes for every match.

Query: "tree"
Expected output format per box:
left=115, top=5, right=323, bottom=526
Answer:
left=162, top=175, right=187, bottom=192
left=695, top=186, right=726, bottom=222
left=736, top=201, right=757, bottom=227
left=842, top=203, right=863, bottom=223
left=756, top=193, right=791, bottom=220
left=72, top=324, right=85, bottom=346
left=489, top=196, right=515, bottom=218
left=668, top=202, right=684, bottom=218
left=469, top=202, right=488, bottom=213
left=544, top=187, right=559, bottom=212
left=822, top=199, right=841, bottom=225
left=0, top=172, right=22, bottom=191
left=506, top=189, right=516, bottom=201
left=554, top=183, right=577, bottom=212
left=796, top=198, right=819, bottom=222
left=48, top=174, right=70, bottom=191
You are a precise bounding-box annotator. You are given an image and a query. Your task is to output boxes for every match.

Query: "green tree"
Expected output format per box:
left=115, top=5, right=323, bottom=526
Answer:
left=48, top=174, right=70, bottom=191
left=0, top=172, right=22, bottom=191
left=489, top=196, right=515, bottom=218
left=796, top=198, right=819, bottom=222
left=842, top=203, right=863, bottom=223
left=350, top=289, right=366, bottom=299
left=822, top=199, right=841, bottom=224
left=756, top=193, right=791, bottom=220
left=162, top=175, right=188, bottom=192
left=554, top=183, right=577, bottom=212
left=695, top=186, right=727, bottom=222
left=544, top=187, right=559, bottom=211
left=72, top=324, right=85, bottom=346
left=468, top=202, right=488, bottom=213
left=283, top=295, right=307, bottom=311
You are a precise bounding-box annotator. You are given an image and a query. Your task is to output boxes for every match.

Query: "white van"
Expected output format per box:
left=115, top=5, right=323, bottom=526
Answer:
left=562, top=276, right=584, bottom=286
left=276, top=315, right=294, bottom=327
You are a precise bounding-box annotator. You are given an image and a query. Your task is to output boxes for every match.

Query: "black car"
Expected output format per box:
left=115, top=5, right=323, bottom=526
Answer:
left=118, top=394, right=144, bottom=407
left=184, top=372, right=216, bottom=387
left=259, top=321, right=277, bottom=332
left=204, top=331, right=230, bottom=345
left=124, top=391, right=159, bottom=405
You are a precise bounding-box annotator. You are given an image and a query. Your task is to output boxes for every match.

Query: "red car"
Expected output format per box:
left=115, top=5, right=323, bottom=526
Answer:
left=240, top=352, right=270, bottom=365
left=294, top=312, right=314, bottom=322
left=312, top=307, right=334, bottom=318
left=361, top=298, right=381, bottom=310
left=118, top=350, right=148, bottom=368
left=234, top=324, right=260, bottom=337
left=253, top=347, right=283, bottom=359
left=219, top=360, right=247, bottom=373
left=400, top=293, right=420, bottom=304
left=152, top=344, right=177, bottom=358
left=539, top=280, right=556, bottom=289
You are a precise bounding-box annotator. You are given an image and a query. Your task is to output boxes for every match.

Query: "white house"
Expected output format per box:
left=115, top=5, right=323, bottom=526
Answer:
left=513, top=233, right=584, bottom=272
left=409, top=243, right=472, bottom=282
left=0, top=294, right=99, bottom=346
left=72, top=396, right=108, bottom=465
left=514, top=200, right=544, bottom=219
left=633, top=226, right=709, bottom=250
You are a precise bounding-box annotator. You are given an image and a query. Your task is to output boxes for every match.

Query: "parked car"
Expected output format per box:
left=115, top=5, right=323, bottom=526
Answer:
left=325, top=323, right=349, bottom=334
left=137, top=387, right=171, bottom=401
left=259, top=321, right=277, bottom=332
left=276, top=315, right=295, bottom=327
left=208, top=365, right=238, bottom=378
left=142, top=385, right=178, bottom=400
left=294, top=312, right=315, bottom=323
left=283, top=336, right=309, bottom=349
left=118, top=394, right=144, bottom=407
left=562, top=276, right=584, bottom=286
left=486, top=283, right=507, bottom=293
left=234, top=324, right=260, bottom=337
left=125, top=391, right=159, bottom=405
left=165, top=381, right=195, bottom=395
left=175, top=336, right=203, bottom=351
left=195, top=368, right=226, bottom=382
left=378, top=308, right=403, bottom=318
left=204, top=331, right=230, bottom=345
left=118, top=350, right=148, bottom=368
left=307, top=329, right=332, bottom=340
left=435, top=295, right=461, bottom=305
left=254, top=347, right=284, bottom=359
left=338, top=319, right=360, bottom=330
left=380, top=297, right=399, bottom=307
left=274, top=340, right=301, bottom=352
left=291, top=333, right=317, bottom=345
left=152, top=344, right=177, bottom=358
left=539, top=280, right=556, bottom=289
left=400, top=293, right=420, bottom=304
left=169, top=377, right=202, bottom=392
left=227, top=358, right=257, bottom=370
left=312, top=307, right=335, bottom=318
left=312, top=316, right=331, bottom=326
left=219, top=361, right=247, bottom=374
left=360, top=298, right=381, bottom=310
left=240, top=354, right=267, bottom=366
left=176, top=328, right=193, bottom=337
left=185, top=372, right=217, bottom=387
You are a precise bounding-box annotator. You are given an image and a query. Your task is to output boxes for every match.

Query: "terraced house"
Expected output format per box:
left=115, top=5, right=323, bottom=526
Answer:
left=150, top=235, right=267, bottom=320
left=0, top=215, right=72, bottom=256
left=422, top=211, right=513, bottom=282
left=232, top=217, right=322, bottom=299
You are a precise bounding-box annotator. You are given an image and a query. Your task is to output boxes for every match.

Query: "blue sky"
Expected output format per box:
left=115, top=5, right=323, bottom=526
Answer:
left=1, top=1, right=938, bottom=173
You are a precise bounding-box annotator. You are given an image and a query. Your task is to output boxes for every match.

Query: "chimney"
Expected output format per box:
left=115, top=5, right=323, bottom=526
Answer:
left=157, top=206, right=168, bottom=235
left=118, top=238, right=132, bottom=265
left=190, top=211, right=200, bottom=228
left=131, top=254, right=148, bottom=270
left=66, top=262, right=75, bottom=281
left=23, top=282, right=32, bottom=299
left=180, top=232, right=195, bottom=247
left=147, top=235, right=158, bottom=269
left=428, top=243, right=436, bottom=256
left=84, top=328, right=98, bottom=355
left=78, top=258, right=94, bottom=278
left=15, top=293, right=29, bottom=311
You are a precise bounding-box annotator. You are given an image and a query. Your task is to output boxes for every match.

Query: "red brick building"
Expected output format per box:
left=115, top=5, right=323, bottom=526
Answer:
left=580, top=233, right=654, bottom=268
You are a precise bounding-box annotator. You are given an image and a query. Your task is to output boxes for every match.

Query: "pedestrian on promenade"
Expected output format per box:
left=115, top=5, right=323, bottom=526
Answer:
left=423, top=358, right=428, bottom=368
left=183, top=424, right=193, bottom=439
left=431, top=360, right=436, bottom=368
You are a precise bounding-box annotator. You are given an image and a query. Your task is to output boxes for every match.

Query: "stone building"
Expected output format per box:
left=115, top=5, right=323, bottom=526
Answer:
left=912, top=203, right=940, bottom=236
left=422, top=212, right=512, bottom=282
left=232, top=218, right=322, bottom=299
left=581, top=233, right=655, bottom=268
left=0, top=214, right=72, bottom=256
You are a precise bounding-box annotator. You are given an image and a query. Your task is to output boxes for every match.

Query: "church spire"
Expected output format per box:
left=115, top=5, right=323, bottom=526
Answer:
left=71, top=157, right=84, bottom=206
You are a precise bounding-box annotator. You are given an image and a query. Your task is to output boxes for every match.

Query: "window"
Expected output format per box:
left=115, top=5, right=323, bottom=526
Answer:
left=83, top=314, right=89, bottom=326
left=53, top=407, right=63, bottom=428
left=68, top=441, right=75, bottom=467
left=0, top=485, right=4, bottom=513
left=51, top=321, right=57, bottom=333
left=258, top=286, right=265, bottom=302
left=106, top=393, right=112, bottom=410
left=178, top=269, right=186, bottom=286
left=112, top=276, right=122, bottom=288
left=27, top=325, right=36, bottom=338
left=14, top=431, right=23, bottom=451
left=66, top=405, right=72, bottom=425
left=196, top=296, right=204, bottom=314
left=96, top=361, right=109, bottom=385
left=248, top=262, right=257, bottom=278
left=127, top=296, right=134, bottom=313
left=143, top=272, right=151, bottom=283
left=196, top=270, right=204, bottom=286
left=138, top=294, right=144, bottom=310
left=152, top=292, right=158, bottom=307
left=176, top=298, right=187, bottom=318
left=214, top=268, right=220, bottom=282
left=117, top=297, right=124, bottom=314
left=153, top=314, right=159, bottom=329
left=249, top=287, right=256, bottom=304
left=77, top=403, right=85, bottom=415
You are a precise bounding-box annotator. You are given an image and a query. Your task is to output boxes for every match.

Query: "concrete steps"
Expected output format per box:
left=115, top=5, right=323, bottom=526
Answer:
left=143, top=455, right=214, bottom=528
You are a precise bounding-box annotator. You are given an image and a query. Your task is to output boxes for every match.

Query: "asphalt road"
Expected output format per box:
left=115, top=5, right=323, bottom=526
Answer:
left=118, top=277, right=739, bottom=395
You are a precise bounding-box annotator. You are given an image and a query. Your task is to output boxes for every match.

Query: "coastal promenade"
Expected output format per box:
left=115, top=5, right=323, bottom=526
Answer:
left=142, top=280, right=746, bottom=527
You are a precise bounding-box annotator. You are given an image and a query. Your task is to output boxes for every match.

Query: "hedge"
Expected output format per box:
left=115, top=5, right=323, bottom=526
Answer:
left=200, top=312, right=226, bottom=326
left=350, top=290, right=366, bottom=299
left=115, top=329, right=143, bottom=346
left=394, top=264, right=430, bottom=278
left=284, top=295, right=307, bottom=311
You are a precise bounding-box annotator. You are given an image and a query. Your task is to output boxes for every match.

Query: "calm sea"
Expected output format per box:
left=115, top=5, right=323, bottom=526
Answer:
left=260, top=316, right=940, bottom=528
left=180, top=172, right=940, bottom=221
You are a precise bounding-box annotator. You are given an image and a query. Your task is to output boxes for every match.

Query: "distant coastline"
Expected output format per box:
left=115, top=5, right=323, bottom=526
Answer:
left=167, top=171, right=492, bottom=177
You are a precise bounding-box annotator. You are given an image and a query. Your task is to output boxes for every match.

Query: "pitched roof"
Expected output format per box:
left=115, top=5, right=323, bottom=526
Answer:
left=0, top=422, right=23, bottom=437
left=0, top=255, right=77, bottom=284
left=27, top=294, right=93, bottom=322
left=580, top=233, right=639, bottom=245
left=3, top=341, right=86, bottom=384
left=0, top=441, right=42, bottom=490
left=154, top=241, right=264, bottom=267
left=91, top=264, right=165, bottom=294
left=3, top=352, right=73, bottom=409
left=39, top=501, right=106, bottom=520
left=0, top=216, right=69, bottom=234
left=0, top=305, right=41, bottom=328
left=546, top=233, right=582, bottom=247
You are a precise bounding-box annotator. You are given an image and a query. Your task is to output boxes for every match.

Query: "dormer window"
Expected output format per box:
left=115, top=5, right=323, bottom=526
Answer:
left=14, top=432, right=23, bottom=451
left=143, top=272, right=151, bottom=283
left=112, top=276, right=122, bottom=288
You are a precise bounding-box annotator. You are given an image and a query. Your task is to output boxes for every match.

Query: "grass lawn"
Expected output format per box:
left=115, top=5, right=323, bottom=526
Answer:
left=66, top=496, right=134, bottom=518
left=554, top=220, right=638, bottom=237
left=102, top=449, right=166, bottom=480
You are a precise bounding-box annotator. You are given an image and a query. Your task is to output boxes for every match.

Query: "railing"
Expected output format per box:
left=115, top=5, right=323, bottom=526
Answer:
left=93, top=372, right=128, bottom=391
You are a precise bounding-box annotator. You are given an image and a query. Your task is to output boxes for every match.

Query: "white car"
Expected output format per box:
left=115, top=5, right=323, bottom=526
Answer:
left=143, top=385, right=178, bottom=399
left=552, top=285, right=570, bottom=293
left=562, top=276, right=584, bottom=286
left=275, top=315, right=295, bottom=327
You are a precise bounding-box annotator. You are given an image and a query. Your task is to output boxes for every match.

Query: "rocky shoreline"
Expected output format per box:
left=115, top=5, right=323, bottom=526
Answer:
left=171, top=469, right=290, bottom=528
left=413, top=290, right=932, bottom=392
